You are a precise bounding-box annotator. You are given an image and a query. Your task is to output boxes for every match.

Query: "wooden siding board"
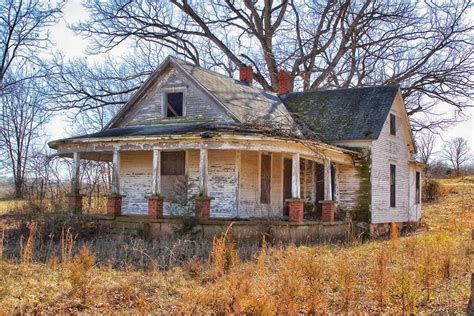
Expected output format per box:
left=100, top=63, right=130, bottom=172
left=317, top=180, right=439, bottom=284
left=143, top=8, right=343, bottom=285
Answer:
left=207, top=150, right=236, bottom=217
left=120, top=151, right=152, bottom=215
left=117, top=65, right=233, bottom=127
left=370, top=97, right=414, bottom=223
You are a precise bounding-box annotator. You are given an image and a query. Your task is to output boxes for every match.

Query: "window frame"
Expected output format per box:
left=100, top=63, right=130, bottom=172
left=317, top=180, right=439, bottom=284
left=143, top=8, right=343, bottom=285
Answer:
left=415, top=171, right=421, bottom=204
left=389, top=113, right=396, bottom=136
left=390, top=164, right=396, bottom=207
left=162, top=88, right=186, bottom=119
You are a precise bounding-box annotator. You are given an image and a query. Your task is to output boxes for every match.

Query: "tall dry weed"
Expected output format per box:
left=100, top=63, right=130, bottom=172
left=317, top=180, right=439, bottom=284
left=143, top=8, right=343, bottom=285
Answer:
left=0, top=227, right=4, bottom=260
left=256, top=234, right=267, bottom=275
left=370, top=247, right=392, bottom=312
left=61, top=227, right=74, bottom=264
left=68, top=245, right=96, bottom=306
left=335, top=253, right=357, bottom=314
left=300, top=249, right=328, bottom=312
left=418, top=241, right=438, bottom=302
left=392, top=262, right=419, bottom=315
left=20, top=222, right=36, bottom=264
left=210, top=224, right=238, bottom=277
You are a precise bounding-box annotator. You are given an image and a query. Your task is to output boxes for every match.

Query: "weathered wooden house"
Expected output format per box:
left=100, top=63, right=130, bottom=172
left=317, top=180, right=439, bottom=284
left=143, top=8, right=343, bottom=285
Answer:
left=49, top=56, right=423, bottom=233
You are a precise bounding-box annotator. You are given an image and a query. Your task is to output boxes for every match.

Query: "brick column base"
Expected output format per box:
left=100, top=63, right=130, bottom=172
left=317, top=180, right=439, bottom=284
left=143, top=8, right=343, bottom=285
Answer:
left=194, top=197, right=211, bottom=220
left=107, top=195, right=123, bottom=217
left=148, top=196, right=164, bottom=219
left=68, top=194, right=84, bottom=213
left=319, top=200, right=337, bottom=223
left=286, top=199, right=305, bottom=223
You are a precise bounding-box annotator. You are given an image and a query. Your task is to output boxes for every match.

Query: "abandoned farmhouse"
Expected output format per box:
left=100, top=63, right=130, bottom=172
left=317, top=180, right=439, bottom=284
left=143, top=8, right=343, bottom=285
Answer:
left=49, top=56, right=423, bottom=232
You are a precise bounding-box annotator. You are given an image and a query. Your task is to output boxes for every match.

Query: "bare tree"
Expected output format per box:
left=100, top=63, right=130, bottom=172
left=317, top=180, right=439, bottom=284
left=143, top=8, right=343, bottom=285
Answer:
left=66, top=0, right=474, bottom=131
left=0, top=0, right=63, bottom=89
left=417, top=132, right=437, bottom=166
left=439, top=137, right=471, bottom=176
left=0, top=76, right=51, bottom=198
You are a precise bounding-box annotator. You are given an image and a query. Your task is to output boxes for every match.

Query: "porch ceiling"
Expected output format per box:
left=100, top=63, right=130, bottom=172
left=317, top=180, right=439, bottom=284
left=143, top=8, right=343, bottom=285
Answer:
left=50, top=134, right=359, bottom=165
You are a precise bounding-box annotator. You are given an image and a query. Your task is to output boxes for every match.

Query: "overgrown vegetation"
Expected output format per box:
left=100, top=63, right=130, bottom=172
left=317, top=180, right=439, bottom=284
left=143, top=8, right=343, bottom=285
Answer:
left=0, top=178, right=472, bottom=313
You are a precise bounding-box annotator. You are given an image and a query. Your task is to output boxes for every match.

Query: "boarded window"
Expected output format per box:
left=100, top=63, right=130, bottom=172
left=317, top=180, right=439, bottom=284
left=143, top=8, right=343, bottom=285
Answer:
left=331, top=162, right=336, bottom=200
left=390, top=114, right=396, bottom=135
left=165, top=92, right=184, bottom=117
left=260, top=154, right=271, bottom=204
left=315, top=163, right=325, bottom=213
left=161, top=151, right=185, bottom=175
left=415, top=171, right=421, bottom=204
left=283, top=158, right=292, bottom=216
left=390, top=164, right=396, bottom=207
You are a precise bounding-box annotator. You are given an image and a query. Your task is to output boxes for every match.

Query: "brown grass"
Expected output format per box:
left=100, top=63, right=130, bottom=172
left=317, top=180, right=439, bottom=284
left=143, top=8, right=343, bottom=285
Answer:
left=0, top=177, right=472, bottom=314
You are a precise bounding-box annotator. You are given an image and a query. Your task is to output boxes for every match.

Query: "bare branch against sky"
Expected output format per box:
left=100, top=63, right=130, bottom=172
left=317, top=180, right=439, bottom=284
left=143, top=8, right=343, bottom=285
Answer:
left=60, top=0, right=474, bottom=132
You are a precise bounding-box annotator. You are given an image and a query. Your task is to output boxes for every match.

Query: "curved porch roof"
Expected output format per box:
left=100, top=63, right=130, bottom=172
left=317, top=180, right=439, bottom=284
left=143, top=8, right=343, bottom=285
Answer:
left=48, top=123, right=359, bottom=166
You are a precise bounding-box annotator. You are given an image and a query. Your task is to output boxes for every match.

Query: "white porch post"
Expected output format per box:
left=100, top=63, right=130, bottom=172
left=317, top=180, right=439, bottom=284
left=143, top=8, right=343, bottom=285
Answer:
left=111, top=150, right=121, bottom=195
left=235, top=150, right=241, bottom=217
left=71, top=152, right=80, bottom=194
left=291, top=153, right=301, bottom=199
left=152, top=149, right=161, bottom=196
left=199, top=148, right=208, bottom=196
left=324, top=158, right=332, bottom=200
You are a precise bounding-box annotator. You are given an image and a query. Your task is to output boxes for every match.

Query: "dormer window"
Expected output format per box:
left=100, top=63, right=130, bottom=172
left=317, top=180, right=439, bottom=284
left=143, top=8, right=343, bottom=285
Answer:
left=165, top=92, right=184, bottom=117
left=390, top=113, right=396, bottom=135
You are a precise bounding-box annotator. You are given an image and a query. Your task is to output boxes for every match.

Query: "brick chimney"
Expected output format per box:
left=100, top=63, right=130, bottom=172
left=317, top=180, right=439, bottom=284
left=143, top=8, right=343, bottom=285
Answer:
left=239, top=65, right=253, bottom=85
left=278, top=69, right=292, bottom=95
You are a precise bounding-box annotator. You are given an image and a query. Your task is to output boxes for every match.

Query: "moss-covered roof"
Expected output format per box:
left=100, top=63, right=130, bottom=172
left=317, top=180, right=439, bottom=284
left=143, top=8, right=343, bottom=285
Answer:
left=281, top=85, right=399, bottom=142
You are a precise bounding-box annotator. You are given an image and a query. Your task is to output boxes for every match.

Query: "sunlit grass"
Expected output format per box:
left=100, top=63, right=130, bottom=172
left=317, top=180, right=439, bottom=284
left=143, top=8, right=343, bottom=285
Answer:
left=0, top=177, right=472, bottom=313
left=0, top=198, right=28, bottom=215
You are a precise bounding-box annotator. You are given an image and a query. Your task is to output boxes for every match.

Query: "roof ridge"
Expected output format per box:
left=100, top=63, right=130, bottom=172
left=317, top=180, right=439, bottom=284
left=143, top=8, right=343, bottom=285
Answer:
left=296, top=84, right=400, bottom=94
left=172, top=56, right=277, bottom=95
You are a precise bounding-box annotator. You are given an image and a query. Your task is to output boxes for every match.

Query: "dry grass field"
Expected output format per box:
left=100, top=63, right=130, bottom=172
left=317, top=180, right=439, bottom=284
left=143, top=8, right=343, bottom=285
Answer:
left=0, top=178, right=472, bottom=314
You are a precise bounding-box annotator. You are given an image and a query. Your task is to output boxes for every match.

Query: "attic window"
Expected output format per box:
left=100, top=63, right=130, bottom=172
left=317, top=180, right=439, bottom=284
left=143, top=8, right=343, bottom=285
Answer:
left=390, top=114, right=396, bottom=135
left=165, top=92, right=184, bottom=117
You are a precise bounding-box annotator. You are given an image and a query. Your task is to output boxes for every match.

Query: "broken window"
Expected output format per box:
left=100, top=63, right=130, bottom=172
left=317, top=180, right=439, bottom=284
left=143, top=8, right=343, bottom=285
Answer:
left=390, top=114, right=396, bottom=135
left=165, top=92, right=184, bottom=117
left=260, top=154, right=271, bottom=204
left=390, top=164, right=396, bottom=207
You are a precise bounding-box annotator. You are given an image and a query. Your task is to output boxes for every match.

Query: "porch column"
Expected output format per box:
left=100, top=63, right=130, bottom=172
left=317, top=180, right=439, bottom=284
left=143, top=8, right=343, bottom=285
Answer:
left=287, top=153, right=304, bottom=223
left=148, top=149, right=164, bottom=218
left=320, top=158, right=336, bottom=223
left=107, top=150, right=122, bottom=217
left=151, top=149, right=161, bottom=196
left=199, top=148, right=209, bottom=196
left=195, top=148, right=211, bottom=219
left=71, top=152, right=80, bottom=194
left=291, top=153, right=300, bottom=199
left=68, top=152, right=83, bottom=213
left=111, top=150, right=121, bottom=195
left=324, top=158, right=332, bottom=200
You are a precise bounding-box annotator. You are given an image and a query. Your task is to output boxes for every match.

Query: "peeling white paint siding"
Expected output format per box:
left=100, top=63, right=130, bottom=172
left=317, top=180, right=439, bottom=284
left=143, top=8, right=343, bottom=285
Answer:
left=120, top=151, right=153, bottom=214
left=337, top=164, right=361, bottom=211
left=239, top=151, right=283, bottom=218
left=370, top=97, right=413, bottom=223
left=118, top=65, right=233, bottom=127
left=207, top=150, right=236, bottom=217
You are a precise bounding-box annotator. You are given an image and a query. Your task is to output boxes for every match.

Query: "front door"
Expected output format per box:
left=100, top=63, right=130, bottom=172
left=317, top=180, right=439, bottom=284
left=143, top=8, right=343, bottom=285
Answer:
left=283, top=158, right=293, bottom=216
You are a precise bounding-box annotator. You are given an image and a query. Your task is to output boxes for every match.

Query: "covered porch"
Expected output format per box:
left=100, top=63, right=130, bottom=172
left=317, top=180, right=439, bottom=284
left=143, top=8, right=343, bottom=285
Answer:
left=53, top=134, right=356, bottom=223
